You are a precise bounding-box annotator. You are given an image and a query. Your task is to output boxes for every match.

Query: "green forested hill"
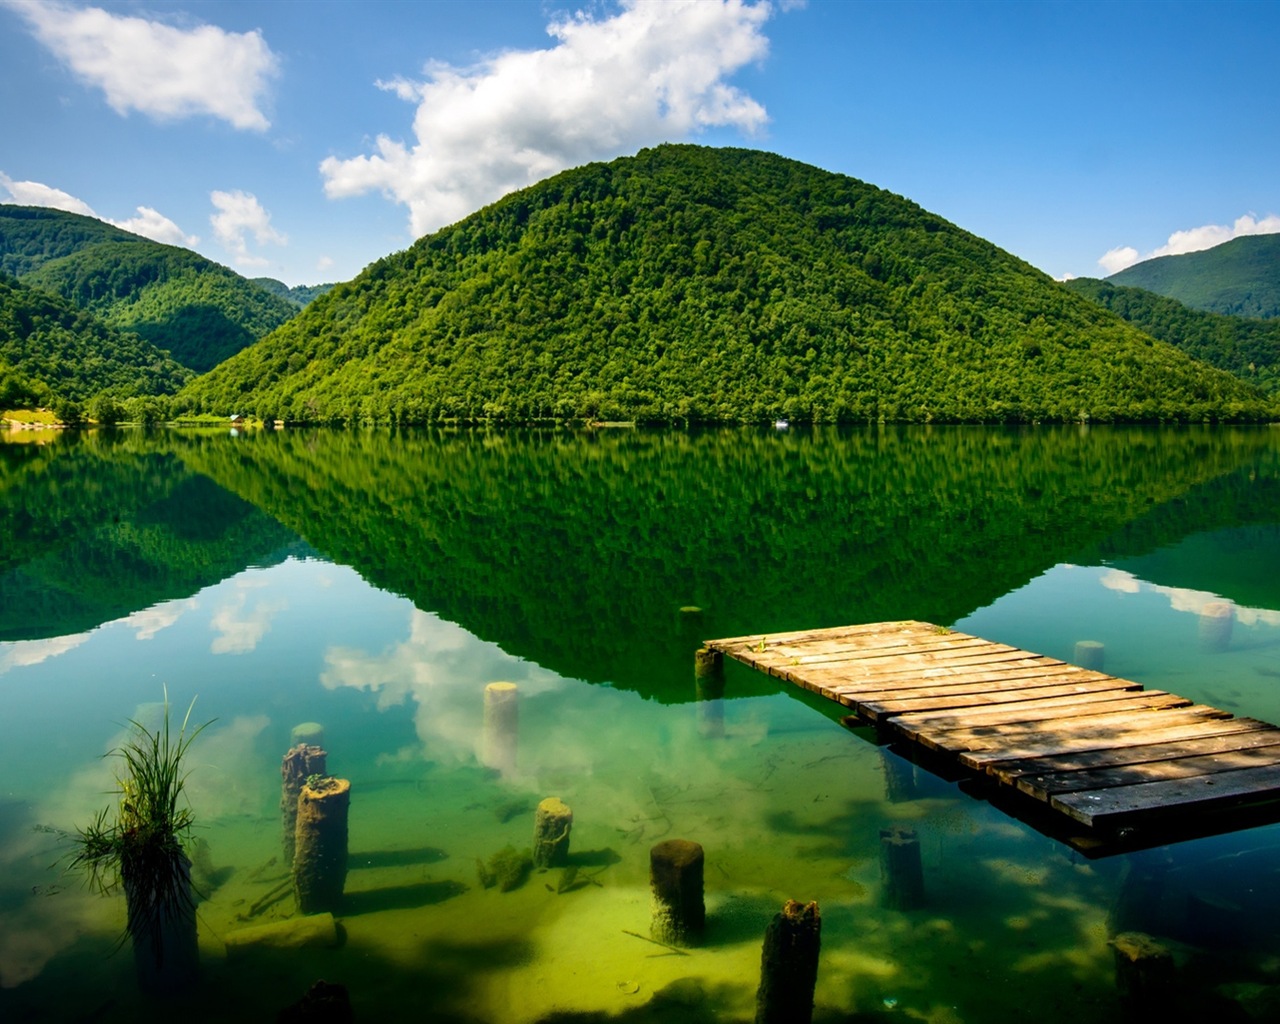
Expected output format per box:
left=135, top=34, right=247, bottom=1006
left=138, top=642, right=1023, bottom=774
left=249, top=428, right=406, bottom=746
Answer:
left=0, top=205, right=298, bottom=372
left=1107, top=234, right=1280, bottom=319
left=1066, top=278, right=1280, bottom=394
left=251, top=278, right=336, bottom=308
left=0, top=274, right=192, bottom=405
left=178, top=145, right=1273, bottom=424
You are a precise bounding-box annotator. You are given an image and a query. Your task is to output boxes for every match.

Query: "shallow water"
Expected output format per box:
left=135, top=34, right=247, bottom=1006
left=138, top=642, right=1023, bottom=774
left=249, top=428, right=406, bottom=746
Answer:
left=1, top=425, right=1279, bottom=1022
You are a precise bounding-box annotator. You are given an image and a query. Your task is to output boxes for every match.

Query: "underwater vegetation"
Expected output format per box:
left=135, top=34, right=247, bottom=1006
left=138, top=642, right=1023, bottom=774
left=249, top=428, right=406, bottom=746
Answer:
left=476, top=846, right=533, bottom=892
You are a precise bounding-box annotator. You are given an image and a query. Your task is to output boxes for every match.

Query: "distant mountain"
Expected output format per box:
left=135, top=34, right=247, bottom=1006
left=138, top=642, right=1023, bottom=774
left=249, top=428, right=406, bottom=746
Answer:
left=251, top=278, right=336, bottom=308
left=179, top=145, right=1273, bottom=424
left=0, top=273, right=192, bottom=405
left=1107, top=234, right=1280, bottom=319
left=0, top=205, right=298, bottom=372
left=1066, top=278, right=1280, bottom=394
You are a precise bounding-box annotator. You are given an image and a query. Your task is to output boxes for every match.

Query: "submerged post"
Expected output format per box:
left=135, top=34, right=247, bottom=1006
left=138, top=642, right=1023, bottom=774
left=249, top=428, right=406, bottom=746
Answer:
left=293, top=777, right=351, bottom=915
left=755, top=900, right=822, bottom=1024
left=879, top=826, right=924, bottom=910
left=482, top=682, right=519, bottom=775
left=1111, top=931, right=1175, bottom=1014
left=1073, top=640, right=1105, bottom=672
left=290, top=722, right=325, bottom=748
left=533, top=797, right=573, bottom=868
left=1199, top=602, right=1234, bottom=653
left=881, top=749, right=917, bottom=803
left=281, top=744, right=327, bottom=864
left=650, top=839, right=705, bottom=946
left=695, top=646, right=726, bottom=738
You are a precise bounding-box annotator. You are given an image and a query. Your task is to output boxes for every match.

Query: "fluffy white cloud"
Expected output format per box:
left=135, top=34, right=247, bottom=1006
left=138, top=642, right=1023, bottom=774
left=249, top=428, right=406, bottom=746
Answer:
left=0, top=634, right=88, bottom=675
left=1099, top=213, right=1280, bottom=275
left=5, top=0, right=278, bottom=130
left=111, top=205, right=200, bottom=247
left=321, top=0, right=774, bottom=237
left=210, top=188, right=287, bottom=267
left=0, top=172, right=95, bottom=215
left=1, top=171, right=199, bottom=246
left=209, top=590, right=286, bottom=654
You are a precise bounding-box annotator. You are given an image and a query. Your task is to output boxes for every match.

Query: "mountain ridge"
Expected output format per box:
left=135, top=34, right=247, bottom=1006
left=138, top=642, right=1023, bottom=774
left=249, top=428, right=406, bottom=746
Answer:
left=1107, top=234, right=1280, bottom=319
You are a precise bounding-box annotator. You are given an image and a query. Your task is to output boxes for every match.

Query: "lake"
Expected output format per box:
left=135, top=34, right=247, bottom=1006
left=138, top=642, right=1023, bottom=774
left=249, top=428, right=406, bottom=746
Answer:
left=2, top=424, right=1279, bottom=1022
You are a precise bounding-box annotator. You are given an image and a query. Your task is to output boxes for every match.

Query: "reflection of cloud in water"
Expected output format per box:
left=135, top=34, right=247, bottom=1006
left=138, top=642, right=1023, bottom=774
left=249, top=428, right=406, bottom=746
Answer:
left=0, top=633, right=89, bottom=676
left=1099, top=568, right=1280, bottom=626
left=321, top=609, right=563, bottom=763
left=125, top=598, right=197, bottom=640
left=210, top=592, right=286, bottom=654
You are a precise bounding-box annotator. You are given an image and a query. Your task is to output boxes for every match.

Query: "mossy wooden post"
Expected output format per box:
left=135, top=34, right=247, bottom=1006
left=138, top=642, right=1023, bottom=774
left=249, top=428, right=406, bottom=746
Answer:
left=755, top=900, right=821, bottom=1024
left=695, top=646, right=726, bottom=739
left=882, top=749, right=917, bottom=802
left=880, top=826, right=924, bottom=910
left=1112, top=931, right=1175, bottom=1013
left=1074, top=640, right=1105, bottom=672
left=650, top=839, right=705, bottom=946
left=293, top=777, right=351, bottom=915
left=1199, top=601, right=1234, bottom=653
left=482, top=682, right=519, bottom=776
left=533, top=797, right=573, bottom=868
left=290, top=722, right=325, bottom=748
left=281, top=743, right=327, bottom=864
left=127, top=854, right=199, bottom=994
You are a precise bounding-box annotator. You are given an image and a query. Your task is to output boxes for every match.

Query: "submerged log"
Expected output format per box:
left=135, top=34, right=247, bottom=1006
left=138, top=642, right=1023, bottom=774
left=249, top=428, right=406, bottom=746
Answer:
left=650, top=839, right=705, bottom=946
left=281, top=743, right=327, bottom=865
left=533, top=797, right=573, bottom=868
left=293, top=777, right=351, bottom=915
left=755, top=900, right=822, bottom=1024
left=225, top=913, right=339, bottom=959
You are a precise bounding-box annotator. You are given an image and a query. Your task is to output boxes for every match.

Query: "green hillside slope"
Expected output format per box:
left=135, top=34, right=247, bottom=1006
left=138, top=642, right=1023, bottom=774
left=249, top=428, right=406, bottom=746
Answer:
left=1066, top=278, right=1280, bottom=394
left=178, top=145, right=1273, bottom=425
left=1107, top=234, right=1280, bottom=319
left=0, top=205, right=298, bottom=372
left=251, top=278, right=336, bottom=308
left=0, top=274, right=192, bottom=404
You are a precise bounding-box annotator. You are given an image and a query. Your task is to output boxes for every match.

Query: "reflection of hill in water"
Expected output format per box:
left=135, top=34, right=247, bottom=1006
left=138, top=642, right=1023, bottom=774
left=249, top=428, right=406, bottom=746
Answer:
left=172, top=425, right=1279, bottom=701
left=0, top=434, right=302, bottom=641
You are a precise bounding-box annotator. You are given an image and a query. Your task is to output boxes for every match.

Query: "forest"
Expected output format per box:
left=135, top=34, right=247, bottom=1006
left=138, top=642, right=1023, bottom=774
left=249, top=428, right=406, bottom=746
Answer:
left=1107, top=234, right=1280, bottom=319
left=177, top=145, right=1275, bottom=425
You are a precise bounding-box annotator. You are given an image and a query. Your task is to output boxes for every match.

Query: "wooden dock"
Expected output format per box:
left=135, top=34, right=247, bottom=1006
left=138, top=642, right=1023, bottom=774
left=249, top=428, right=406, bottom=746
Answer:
left=704, top=621, right=1280, bottom=853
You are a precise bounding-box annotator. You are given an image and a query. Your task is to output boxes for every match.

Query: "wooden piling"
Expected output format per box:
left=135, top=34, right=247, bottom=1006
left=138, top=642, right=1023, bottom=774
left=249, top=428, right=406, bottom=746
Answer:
left=482, top=682, right=519, bottom=775
left=1073, top=640, right=1105, bottom=672
left=695, top=646, right=726, bottom=738
left=650, top=839, right=705, bottom=946
left=533, top=797, right=573, bottom=868
left=882, top=750, right=917, bottom=802
left=1111, top=931, right=1175, bottom=1011
left=755, top=900, right=821, bottom=1024
left=293, top=777, right=350, bottom=915
left=879, top=826, right=924, bottom=910
left=290, top=722, right=325, bottom=748
left=281, top=744, right=327, bottom=864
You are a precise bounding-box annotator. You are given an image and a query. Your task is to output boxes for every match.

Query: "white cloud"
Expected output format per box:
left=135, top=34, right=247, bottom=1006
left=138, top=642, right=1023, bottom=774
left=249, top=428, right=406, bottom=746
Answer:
left=320, top=0, right=774, bottom=237
left=210, top=188, right=287, bottom=267
left=0, top=634, right=89, bottom=675
left=123, top=598, right=197, bottom=640
left=0, top=172, right=95, bottom=216
left=2, top=171, right=198, bottom=246
left=1099, top=213, right=1280, bottom=276
left=316, top=255, right=335, bottom=273
left=1098, top=245, right=1140, bottom=275
left=210, top=591, right=286, bottom=654
left=5, top=0, right=279, bottom=131
left=111, top=205, right=200, bottom=247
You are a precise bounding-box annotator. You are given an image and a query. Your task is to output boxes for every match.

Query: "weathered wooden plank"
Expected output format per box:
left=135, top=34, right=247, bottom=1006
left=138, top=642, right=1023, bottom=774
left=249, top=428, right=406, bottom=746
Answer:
left=988, top=729, right=1280, bottom=784
left=1051, top=763, right=1280, bottom=827
left=707, top=621, right=929, bottom=650
left=959, top=717, right=1274, bottom=771
left=799, top=656, right=1078, bottom=689
left=896, top=692, right=1193, bottom=744
left=821, top=665, right=1114, bottom=702
left=892, top=690, right=1188, bottom=734
left=782, top=636, right=1009, bottom=667
left=858, top=678, right=1140, bottom=721
left=1017, top=742, right=1280, bottom=801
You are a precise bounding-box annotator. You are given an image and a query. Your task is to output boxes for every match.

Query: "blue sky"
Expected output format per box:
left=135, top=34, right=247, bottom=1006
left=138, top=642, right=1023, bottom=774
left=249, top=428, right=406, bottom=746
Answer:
left=2, top=0, right=1277, bottom=287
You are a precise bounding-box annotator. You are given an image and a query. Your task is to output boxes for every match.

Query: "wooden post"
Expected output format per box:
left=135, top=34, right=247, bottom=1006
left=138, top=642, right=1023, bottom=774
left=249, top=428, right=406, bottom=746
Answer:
left=1111, top=931, right=1175, bottom=1012
left=533, top=797, right=573, bottom=868
left=882, top=750, right=917, bottom=802
left=695, top=646, right=726, bottom=739
left=650, top=839, right=705, bottom=946
left=1199, top=602, right=1234, bottom=653
left=1073, top=640, right=1105, bottom=672
left=290, top=722, right=325, bottom=748
left=482, top=682, right=519, bottom=775
left=880, top=826, right=924, bottom=910
left=293, top=777, right=351, bottom=915
left=281, top=744, right=327, bottom=865
left=754, top=900, right=821, bottom=1024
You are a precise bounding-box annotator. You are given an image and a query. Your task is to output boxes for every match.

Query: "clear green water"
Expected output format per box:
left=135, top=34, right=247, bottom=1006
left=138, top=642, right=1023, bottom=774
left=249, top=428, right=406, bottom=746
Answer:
left=1, top=425, right=1279, bottom=1022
